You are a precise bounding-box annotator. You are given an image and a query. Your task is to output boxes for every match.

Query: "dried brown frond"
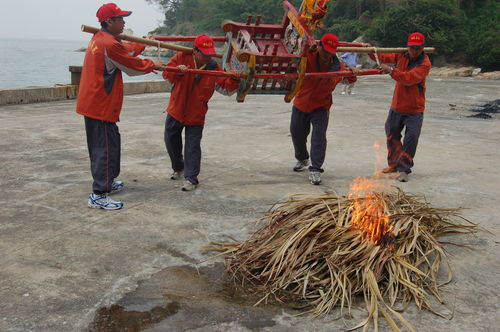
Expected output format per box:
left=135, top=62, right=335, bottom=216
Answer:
left=208, top=189, right=476, bottom=331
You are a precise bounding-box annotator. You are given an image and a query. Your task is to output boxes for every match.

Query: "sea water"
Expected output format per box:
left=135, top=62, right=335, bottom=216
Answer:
left=0, top=38, right=165, bottom=89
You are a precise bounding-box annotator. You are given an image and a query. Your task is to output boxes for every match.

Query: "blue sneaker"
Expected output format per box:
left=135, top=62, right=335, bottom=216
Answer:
left=110, top=180, right=124, bottom=194
left=88, top=193, right=123, bottom=210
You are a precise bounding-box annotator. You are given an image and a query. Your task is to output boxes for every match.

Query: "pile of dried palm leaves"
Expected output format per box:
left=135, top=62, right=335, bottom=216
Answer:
left=207, top=180, right=477, bottom=331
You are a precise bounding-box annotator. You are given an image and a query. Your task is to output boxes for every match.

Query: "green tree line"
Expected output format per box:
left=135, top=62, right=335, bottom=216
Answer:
left=147, top=0, right=499, bottom=71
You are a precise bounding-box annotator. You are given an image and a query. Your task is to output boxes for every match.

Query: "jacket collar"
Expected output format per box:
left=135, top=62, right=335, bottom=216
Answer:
left=404, top=51, right=426, bottom=69
left=101, top=28, right=121, bottom=41
left=315, top=52, right=341, bottom=72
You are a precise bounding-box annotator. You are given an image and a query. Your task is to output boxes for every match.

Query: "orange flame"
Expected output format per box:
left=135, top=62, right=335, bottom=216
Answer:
left=348, top=177, right=394, bottom=246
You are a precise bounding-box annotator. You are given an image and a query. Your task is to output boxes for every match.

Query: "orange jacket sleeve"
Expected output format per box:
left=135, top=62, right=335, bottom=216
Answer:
left=106, top=41, right=155, bottom=76
left=123, top=42, right=146, bottom=56
left=162, top=52, right=185, bottom=84
left=214, top=64, right=240, bottom=96
left=391, top=60, right=431, bottom=86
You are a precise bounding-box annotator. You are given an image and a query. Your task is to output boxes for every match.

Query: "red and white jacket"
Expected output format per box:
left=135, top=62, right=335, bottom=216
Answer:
left=163, top=52, right=240, bottom=126
left=76, top=29, right=156, bottom=122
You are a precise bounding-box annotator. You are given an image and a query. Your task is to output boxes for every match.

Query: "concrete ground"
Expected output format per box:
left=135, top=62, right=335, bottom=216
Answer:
left=0, top=76, right=498, bottom=332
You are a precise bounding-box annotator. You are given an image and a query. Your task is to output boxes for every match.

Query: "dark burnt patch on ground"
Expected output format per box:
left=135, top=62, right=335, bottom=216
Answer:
left=468, top=99, right=500, bottom=119
left=88, top=264, right=281, bottom=332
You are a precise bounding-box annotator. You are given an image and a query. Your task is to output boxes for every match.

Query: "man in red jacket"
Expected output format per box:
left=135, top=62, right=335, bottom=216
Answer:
left=163, top=35, right=240, bottom=191
left=291, top=33, right=354, bottom=185
left=374, top=32, right=431, bottom=182
left=77, top=3, right=164, bottom=209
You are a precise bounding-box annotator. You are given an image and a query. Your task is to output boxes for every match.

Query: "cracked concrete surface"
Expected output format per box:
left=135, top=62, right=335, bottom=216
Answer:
left=0, top=76, right=499, bottom=331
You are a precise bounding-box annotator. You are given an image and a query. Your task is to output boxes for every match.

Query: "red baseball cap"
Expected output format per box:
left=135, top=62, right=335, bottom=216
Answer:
left=194, top=35, right=216, bottom=56
left=96, top=3, right=132, bottom=23
left=407, top=32, right=425, bottom=47
left=321, top=33, right=339, bottom=55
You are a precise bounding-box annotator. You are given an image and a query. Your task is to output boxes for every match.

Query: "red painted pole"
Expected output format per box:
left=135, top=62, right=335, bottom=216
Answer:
left=162, top=67, right=382, bottom=79
left=305, top=69, right=381, bottom=78
left=163, top=67, right=240, bottom=78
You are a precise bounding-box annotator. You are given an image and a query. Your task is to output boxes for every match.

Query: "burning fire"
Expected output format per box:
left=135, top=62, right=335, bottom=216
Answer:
left=348, top=177, right=395, bottom=246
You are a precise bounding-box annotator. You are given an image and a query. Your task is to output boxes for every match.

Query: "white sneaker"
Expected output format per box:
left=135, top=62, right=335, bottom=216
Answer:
left=341, top=91, right=346, bottom=95
left=170, top=170, right=183, bottom=180
left=293, top=159, right=310, bottom=172
left=309, top=171, right=322, bottom=185
left=88, top=193, right=123, bottom=210
left=109, top=180, right=124, bottom=194
left=181, top=180, right=198, bottom=191
left=396, top=172, right=409, bottom=182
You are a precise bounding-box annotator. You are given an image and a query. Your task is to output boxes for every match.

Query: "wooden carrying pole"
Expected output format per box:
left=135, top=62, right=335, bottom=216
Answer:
left=150, top=36, right=368, bottom=47
left=152, top=36, right=228, bottom=42
left=337, top=46, right=435, bottom=53
left=81, top=25, right=223, bottom=58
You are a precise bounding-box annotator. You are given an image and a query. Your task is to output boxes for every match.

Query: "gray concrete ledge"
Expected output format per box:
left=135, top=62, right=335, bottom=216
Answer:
left=0, top=81, right=171, bottom=106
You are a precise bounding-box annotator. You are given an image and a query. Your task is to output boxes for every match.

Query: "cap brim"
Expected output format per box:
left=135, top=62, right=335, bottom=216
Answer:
left=198, top=48, right=216, bottom=56
left=407, top=43, right=424, bottom=47
left=117, top=10, right=132, bottom=18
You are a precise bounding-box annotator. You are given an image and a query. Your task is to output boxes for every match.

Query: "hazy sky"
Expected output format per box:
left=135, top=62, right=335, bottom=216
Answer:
left=0, top=0, right=165, bottom=41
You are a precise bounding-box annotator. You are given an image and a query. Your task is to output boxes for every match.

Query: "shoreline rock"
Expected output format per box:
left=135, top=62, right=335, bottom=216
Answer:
left=430, top=66, right=481, bottom=77
left=477, top=71, right=500, bottom=80
left=429, top=66, right=499, bottom=79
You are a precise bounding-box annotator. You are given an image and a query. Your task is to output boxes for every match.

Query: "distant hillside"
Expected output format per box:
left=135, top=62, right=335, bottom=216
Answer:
left=147, top=0, right=499, bottom=71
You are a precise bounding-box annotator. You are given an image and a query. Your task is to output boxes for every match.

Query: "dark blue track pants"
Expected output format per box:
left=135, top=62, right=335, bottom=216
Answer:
left=84, top=116, right=120, bottom=195
left=290, top=106, right=330, bottom=172
left=164, top=115, right=204, bottom=185
left=385, top=109, right=424, bottom=174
